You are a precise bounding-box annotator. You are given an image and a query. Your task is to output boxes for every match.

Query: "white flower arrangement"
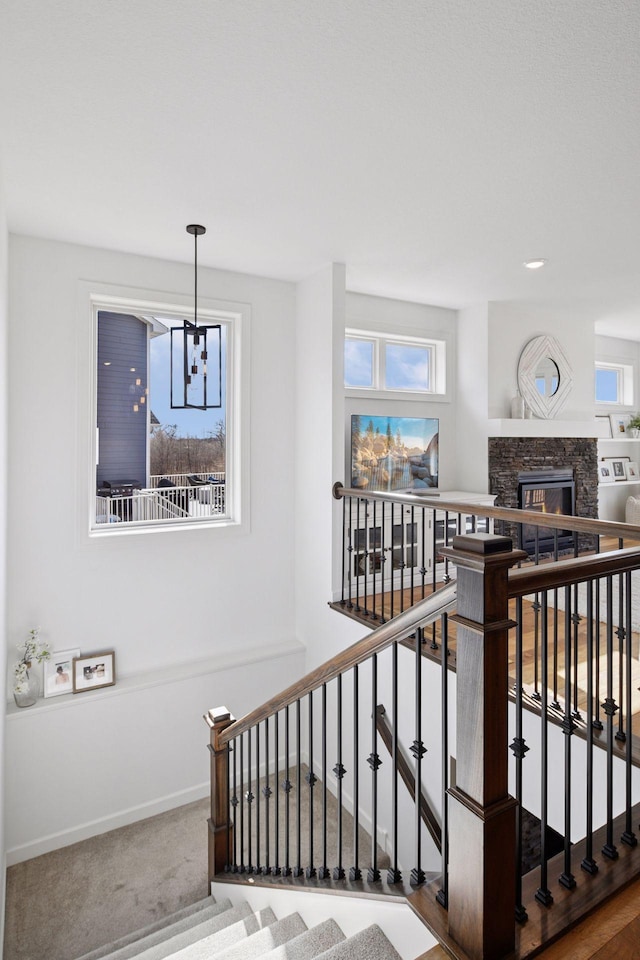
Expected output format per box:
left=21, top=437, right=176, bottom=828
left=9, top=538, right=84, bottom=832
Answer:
left=14, top=627, right=50, bottom=694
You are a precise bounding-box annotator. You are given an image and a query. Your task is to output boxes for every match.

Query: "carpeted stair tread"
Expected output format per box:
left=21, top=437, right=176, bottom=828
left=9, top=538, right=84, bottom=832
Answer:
left=73, top=897, right=222, bottom=960
left=314, top=924, right=402, bottom=960
left=259, top=918, right=346, bottom=960
left=170, top=911, right=307, bottom=960
left=112, top=901, right=261, bottom=960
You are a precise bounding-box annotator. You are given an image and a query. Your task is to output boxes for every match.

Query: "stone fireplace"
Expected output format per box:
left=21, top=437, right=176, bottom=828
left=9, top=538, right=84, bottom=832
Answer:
left=488, top=436, right=598, bottom=554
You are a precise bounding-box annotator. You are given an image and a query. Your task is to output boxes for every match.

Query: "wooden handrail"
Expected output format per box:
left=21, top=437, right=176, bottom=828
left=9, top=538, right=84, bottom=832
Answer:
left=218, top=579, right=458, bottom=746
left=333, top=482, right=640, bottom=541
left=508, top=545, right=640, bottom=598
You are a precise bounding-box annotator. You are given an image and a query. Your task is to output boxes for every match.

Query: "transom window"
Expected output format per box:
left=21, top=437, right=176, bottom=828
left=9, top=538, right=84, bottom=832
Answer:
left=595, top=361, right=633, bottom=406
left=344, top=330, right=446, bottom=395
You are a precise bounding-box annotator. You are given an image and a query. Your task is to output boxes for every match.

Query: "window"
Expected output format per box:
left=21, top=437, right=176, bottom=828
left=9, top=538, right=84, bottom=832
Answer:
left=595, top=361, right=633, bottom=406
left=344, top=330, right=446, bottom=395
left=91, top=300, right=241, bottom=532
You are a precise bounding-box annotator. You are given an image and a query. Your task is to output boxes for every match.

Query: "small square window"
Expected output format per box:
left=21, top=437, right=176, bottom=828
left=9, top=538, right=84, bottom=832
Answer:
left=344, top=338, right=375, bottom=388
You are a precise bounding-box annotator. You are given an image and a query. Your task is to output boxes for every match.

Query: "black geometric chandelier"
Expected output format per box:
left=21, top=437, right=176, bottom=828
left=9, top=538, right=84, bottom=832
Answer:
left=170, top=224, right=222, bottom=410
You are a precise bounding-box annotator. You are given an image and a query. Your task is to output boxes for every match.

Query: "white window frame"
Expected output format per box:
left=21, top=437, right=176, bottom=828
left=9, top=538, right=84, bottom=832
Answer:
left=82, top=287, right=250, bottom=538
left=595, top=360, right=634, bottom=407
left=344, top=328, right=448, bottom=399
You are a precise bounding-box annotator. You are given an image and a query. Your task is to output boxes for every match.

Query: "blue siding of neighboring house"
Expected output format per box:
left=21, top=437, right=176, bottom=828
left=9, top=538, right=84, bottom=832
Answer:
left=97, top=312, right=147, bottom=488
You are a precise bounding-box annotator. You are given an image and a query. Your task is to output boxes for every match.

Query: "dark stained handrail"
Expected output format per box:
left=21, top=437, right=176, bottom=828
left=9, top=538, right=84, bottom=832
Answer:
left=508, top=546, right=640, bottom=597
left=333, top=482, right=640, bottom=541
left=218, top=579, right=458, bottom=745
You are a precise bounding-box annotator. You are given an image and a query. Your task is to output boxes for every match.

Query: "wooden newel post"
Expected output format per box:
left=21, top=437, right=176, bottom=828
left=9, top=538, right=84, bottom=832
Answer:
left=204, top=706, right=235, bottom=883
left=441, top=533, right=526, bottom=960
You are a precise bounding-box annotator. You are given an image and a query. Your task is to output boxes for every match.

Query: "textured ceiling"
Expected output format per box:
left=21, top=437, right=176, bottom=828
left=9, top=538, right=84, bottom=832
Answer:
left=1, top=0, right=639, bottom=336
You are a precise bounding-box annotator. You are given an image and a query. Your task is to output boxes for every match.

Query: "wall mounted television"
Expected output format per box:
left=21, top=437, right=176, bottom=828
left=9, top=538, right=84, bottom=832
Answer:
left=350, top=415, right=439, bottom=493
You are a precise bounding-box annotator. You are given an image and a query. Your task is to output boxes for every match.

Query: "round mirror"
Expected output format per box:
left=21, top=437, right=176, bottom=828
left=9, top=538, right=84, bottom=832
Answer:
left=534, top=357, right=560, bottom=397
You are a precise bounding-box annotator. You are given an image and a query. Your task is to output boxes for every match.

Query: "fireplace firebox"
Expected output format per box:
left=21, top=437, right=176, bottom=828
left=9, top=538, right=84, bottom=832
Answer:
left=517, top=468, right=576, bottom=555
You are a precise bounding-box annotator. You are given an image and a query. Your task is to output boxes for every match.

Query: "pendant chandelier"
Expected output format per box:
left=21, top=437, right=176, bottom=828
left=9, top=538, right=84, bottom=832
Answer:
left=170, top=223, right=222, bottom=410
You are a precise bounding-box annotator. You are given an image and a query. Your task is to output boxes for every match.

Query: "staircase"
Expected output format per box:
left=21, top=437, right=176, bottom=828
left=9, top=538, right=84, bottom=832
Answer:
left=74, top=894, right=406, bottom=960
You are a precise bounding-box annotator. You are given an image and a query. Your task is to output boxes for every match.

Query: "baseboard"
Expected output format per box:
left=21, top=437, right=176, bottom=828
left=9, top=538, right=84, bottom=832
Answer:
left=5, top=781, right=209, bottom=866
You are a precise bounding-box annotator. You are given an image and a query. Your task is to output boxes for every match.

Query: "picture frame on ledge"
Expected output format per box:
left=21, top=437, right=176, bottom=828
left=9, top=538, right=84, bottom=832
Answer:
left=604, top=457, right=629, bottom=481
left=609, top=413, right=632, bottom=436
left=44, top=648, right=80, bottom=698
left=595, top=415, right=612, bottom=438
left=626, top=461, right=639, bottom=481
left=72, top=651, right=116, bottom=694
left=598, top=462, right=615, bottom=483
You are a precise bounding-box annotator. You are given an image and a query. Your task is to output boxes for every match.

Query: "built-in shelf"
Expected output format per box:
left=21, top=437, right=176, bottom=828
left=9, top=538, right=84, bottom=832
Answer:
left=488, top=419, right=599, bottom=439
left=598, top=479, right=640, bottom=488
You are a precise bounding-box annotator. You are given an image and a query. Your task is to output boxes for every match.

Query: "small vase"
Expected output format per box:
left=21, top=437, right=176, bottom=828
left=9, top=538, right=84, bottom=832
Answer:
left=511, top=392, right=525, bottom=419
left=13, top=663, right=39, bottom=708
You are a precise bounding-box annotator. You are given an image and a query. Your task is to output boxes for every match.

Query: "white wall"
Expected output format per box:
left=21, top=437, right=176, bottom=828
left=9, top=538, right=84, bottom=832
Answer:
left=5, top=236, right=306, bottom=859
left=487, top=301, right=595, bottom=421
left=0, top=171, right=9, bottom=950
left=455, top=303, right=489, bottom=492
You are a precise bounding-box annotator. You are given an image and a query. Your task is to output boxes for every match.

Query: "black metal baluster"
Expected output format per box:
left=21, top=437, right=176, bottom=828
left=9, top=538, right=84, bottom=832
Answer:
left=410, top=504, right=416, bottom=607
left=420, top=505, right=427, bottom=600
left=273, top=713, right=280, bottom=875
left=372, top=500, right=378, bottom=621
left=368, top=653, right=381, bottom=882
left=282, top=705, right=291, bottom=876
left=255, top=723, right=261, bottom=873
left=341, top=497, right=346, bottom=605
left=622, top=571, right=637, bottom=849
left=347, top=498, right=353, bottom=609
left=532, top=592, right=541, bottom=701
left=551, top=530, right=560, bottom=710
left=333, top=674, right=346, bottom=880
left=246, top=727, right=254, bottom=873
left=380, top=502, right=387, bottom=623
left=510, top=597, right=529, bottom=920
left=616, top=565, right=626, bottom=743
left=262, top=717, right=271, bottom=874
left=437, top=613, right=450, bottom=909
left=389, top=504, right=395, bottom=621
left=581, top=580, right=598, bottom=875
left=355, top=498, right=362, bottom=613
left=602, top=576, right=619, bottom=861
left=319, top=684, right=329, bottom=878
left=388, top=642, right=402, bottom=885
left=350, top=665, right=362, bottom=881
left=593, top=580, right=603, bottom=730
left=559, top=587, right=576, bottom=890
left=362, top=499, right=369, bottom=618
left=293, top=699, right=303, bottom=877
left=306, top=691, right=317, bottom=878
left=399, top=508, right=406, bottom=613
left=231, top=737, right=238, bottom=871
left=536, top=592, right=553, bottom=905
left=411, top=627, right=426, bottom=885
left=572, top=583, right=582, bottom=720
left=239, top=733, right=245, bottom=873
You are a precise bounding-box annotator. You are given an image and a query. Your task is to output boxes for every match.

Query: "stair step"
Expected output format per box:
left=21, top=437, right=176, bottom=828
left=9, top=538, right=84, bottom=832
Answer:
left=74, top=896, right=220, bottom=960
left=315, top=924, right=403, bottom=960
left=260, top=918, right=346, bottom=960
left=172, top=911, right=307, bottom=960
left=114, top=901, right=267, bottom=960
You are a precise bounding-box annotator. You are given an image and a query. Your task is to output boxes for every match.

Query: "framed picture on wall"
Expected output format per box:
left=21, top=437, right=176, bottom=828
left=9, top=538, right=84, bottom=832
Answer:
left=350, top=415, right=439, bottom=493
left=72, top=651, right=116, bottom=693
left=44, top=648, right=80, bottom=698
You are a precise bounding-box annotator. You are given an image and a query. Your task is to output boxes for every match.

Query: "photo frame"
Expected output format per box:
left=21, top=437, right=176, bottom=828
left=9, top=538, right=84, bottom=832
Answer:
left=72, top=651, right=116, bottom=693
left=609, top=413, right=632, bottom=436
left=44, top=648, right=80, bottom=698
left=598, top=462, right=615, bottom=483
left=626, top=461, right=640, bottom=481
left=604, top=457, right=628, bottom=481
left=595, top=415, right=612, bottom=439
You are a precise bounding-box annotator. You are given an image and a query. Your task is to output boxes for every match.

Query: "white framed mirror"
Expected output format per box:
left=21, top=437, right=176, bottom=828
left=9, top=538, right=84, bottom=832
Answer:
left=517, top=335, right=573, bottom=419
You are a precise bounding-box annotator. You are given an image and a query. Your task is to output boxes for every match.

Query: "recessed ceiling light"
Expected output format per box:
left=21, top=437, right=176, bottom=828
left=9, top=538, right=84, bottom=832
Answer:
left=523, top=258, right=547, bottom=270
left=103, top=361, right=111, bottom=366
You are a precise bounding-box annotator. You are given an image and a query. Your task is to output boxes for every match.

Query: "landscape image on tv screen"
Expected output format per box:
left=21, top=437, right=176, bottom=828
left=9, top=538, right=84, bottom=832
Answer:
left=350, top=415, right=439, bottom=492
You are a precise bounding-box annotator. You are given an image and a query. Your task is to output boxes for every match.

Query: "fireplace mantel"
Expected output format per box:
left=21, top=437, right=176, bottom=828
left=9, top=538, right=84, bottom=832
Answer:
left=488, top=419, right=599, bottom=439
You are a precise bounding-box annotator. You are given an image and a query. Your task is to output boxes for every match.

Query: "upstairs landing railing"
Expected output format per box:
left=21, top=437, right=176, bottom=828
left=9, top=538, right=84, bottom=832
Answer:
left=206, top=520, right=640, bottom=960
